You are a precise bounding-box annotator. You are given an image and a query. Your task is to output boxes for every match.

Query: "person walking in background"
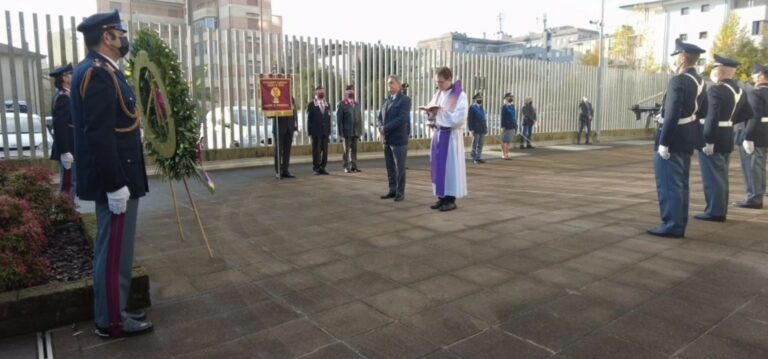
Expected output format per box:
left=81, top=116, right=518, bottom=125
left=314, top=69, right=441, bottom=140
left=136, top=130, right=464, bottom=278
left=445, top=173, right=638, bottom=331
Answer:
left=48, top=63, right=76, bottom=200
left=577, top=96, right=594, bottom=145
left=520, top=98, right=537, bottom=149
left=337, top=84, right=363, bottom=173
left=378, top=75, right=411, bottom=202
left=307, top=85, right=332, bottom=175
left=500, top=93, right=517, bottom=160
left=468, top=92, right=488, bottom=164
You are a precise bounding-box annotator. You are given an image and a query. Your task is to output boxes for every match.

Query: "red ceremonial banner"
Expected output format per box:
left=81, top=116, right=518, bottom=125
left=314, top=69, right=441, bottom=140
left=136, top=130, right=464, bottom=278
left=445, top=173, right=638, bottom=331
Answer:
left=259, top=75, right=293, bottom=117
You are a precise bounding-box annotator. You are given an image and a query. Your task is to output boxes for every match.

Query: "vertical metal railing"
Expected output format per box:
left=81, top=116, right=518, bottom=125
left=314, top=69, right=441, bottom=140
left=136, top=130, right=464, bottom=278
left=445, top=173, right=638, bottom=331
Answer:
left=0, top=11, right=671, bottom=158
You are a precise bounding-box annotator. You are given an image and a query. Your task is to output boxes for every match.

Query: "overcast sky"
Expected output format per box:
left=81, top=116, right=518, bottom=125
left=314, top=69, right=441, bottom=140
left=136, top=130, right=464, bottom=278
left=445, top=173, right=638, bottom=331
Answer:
left=3, top=0, right=632, bottom=48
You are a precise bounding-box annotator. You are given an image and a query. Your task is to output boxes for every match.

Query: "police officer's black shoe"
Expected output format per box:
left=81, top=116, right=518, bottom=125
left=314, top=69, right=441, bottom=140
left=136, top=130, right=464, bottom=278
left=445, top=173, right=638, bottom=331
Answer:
left=394, top=195, right=405, bottom=202
left=281, top=172, right=295, bottom=178
left=694, top=214, right=726, bottom=222
left=430, top=199, right=444, bottom=210
left=735, top=201, right=762, bottom=209
left=646, top=228, right=683, bottom=238
left=527, top=145, right=535, bottom=149
left=476, top=159, right=486, bottom=163
left=352, top=168, right=362, bottom=173
left=319, top=169, right=330, bottom=175
left=380, top=193, right=396, bottom=199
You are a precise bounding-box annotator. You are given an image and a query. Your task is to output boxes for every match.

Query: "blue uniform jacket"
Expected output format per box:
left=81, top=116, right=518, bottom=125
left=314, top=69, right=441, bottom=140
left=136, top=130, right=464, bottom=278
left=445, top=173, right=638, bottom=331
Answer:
left=501, top=104, right=517, bottom=130
left=70, top=52, right=148, bottom=201
left=377, top=94, right=411, bottom=146
left=744, top=86, right=768, bottom=147
left=468, top=104, right=488, bottom=134
left=657, top=68, right=708, bottom=154
left=49, top=89, right=74, bottom=160
left=703, top=79, right=752, bottom=153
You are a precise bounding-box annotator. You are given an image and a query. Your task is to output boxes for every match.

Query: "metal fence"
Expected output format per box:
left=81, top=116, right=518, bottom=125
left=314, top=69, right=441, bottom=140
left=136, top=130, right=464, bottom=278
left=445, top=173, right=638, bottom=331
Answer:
left=0, top=11, right=670, bottom=159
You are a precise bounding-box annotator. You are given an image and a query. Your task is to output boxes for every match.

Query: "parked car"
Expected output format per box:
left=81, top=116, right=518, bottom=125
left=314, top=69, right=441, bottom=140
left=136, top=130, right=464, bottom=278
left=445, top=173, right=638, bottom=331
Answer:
left=1, top=110, right=49, bottom=154
left=202, top=107, right=272, bottom=149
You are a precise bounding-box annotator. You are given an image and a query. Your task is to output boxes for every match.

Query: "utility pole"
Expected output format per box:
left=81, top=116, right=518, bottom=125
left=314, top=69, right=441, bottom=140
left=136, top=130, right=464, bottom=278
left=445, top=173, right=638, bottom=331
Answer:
left=497, top=13, right=505, bottom=40
left=589, top=0, right=605, bottom=142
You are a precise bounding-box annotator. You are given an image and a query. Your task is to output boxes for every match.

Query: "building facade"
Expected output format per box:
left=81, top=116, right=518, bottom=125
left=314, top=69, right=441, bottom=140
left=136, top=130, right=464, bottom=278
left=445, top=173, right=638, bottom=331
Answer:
left=622, top=0, right=768, bottom=67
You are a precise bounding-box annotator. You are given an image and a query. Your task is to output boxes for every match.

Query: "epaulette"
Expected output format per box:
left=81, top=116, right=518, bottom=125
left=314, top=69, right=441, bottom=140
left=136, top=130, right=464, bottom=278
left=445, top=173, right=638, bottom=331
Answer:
left=79, top=58, right=141, bottom=134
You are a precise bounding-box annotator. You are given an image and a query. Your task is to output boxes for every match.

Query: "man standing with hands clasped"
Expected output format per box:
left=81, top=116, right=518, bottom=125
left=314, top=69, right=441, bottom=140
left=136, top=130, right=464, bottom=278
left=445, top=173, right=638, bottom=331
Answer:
left=648, top=39, right=707, bottom=239
left=70, top=10, right=152, bottom=338
left=468, top=92, right=488, bottom=164
left=378, top=75, right=411, bottom=202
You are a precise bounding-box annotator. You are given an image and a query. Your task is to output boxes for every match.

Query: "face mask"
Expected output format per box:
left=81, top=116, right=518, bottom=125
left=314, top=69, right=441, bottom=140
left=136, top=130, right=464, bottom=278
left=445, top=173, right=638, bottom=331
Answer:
left=476, top=100, right=483, bottom=105
left=317, top=93, right=325, bottom=100
left=347, top=92, right=355, bottom=99
left=110, top=32, right=130, bottom=58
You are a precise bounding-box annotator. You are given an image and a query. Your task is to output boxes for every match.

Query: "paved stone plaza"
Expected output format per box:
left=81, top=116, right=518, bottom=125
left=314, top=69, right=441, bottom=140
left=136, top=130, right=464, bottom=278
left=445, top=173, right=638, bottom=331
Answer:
left=2, top=141, right=768, bottom=358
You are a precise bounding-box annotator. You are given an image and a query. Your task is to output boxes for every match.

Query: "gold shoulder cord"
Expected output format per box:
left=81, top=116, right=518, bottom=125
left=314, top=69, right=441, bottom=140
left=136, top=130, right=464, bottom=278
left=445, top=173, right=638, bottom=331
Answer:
left=80, top=59, right=142, bottom=133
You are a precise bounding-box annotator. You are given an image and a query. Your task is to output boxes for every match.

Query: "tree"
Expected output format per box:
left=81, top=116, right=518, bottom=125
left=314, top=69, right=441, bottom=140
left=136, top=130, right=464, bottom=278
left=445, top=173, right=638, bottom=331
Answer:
left=581, top=44, right=599, bottom=67
left=611, top=25, right=641, bottom=68
left=711, top=13, right=765, bottom=81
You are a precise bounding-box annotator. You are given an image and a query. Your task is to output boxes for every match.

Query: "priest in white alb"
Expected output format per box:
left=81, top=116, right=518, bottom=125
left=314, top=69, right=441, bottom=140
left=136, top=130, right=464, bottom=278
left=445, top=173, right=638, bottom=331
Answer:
left=425, top=66, right=468, bottom=212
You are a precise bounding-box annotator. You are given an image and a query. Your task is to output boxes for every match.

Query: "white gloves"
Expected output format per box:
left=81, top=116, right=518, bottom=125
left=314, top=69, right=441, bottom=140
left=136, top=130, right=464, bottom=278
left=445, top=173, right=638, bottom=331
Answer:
left=106, top=186, right=130, bottom=215
left=60, top=152, right=73, bottom=170
left=743, top=140, right=755, bottom=155
left=657, top=145, right=670, bottom=160
left=703, top=143, right=715, bottom=156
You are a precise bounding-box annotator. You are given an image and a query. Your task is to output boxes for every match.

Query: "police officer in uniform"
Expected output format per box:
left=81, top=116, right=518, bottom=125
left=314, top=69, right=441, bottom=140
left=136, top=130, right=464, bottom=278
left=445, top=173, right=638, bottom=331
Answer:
left=696, top=55, right=753, bottom=222
left=307, top=85, right=332, bottom=175
left=49, top=63, right=75, bottom=199
left=468, top=92, right=488, bottom=163
left=70, top=10, right=153, bottom=338
left=274, top=97, right=297, bottom=179
left=736, top=64, right=768, bottom=209
left=648, top=39, right=707, bottom=238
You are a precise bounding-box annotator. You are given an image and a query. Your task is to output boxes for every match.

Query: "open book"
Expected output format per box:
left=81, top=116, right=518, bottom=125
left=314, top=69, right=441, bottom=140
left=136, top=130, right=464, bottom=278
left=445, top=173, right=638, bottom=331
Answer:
left=418, top=104, right=440, bottom=112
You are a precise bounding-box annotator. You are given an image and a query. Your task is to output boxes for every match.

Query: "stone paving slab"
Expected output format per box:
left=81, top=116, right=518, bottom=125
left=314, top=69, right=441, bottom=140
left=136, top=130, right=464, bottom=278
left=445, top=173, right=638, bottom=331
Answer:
left=2, top=142, right=768, bottom=358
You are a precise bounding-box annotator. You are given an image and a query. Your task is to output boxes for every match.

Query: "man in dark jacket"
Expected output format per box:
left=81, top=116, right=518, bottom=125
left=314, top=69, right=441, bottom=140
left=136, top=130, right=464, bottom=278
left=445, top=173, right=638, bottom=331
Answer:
left=378, top=75, right=411, bottom=201
left=307, top=85, right=332, bottom=175
left=468, top=92, right=488, bottom=163
left=577, top=96, right=594, bottom=144
left=696, top=55, right=753, bottom=222
left=520, top=98, right=537, bottom=149
left=337, top=84, right=363, bottom=173
left=70, top=10, right=152, bottom=338
left=49, top=63, right=75, bottom=199
left=736, top=64, right=768, bottom=209
left=500, top=93, right=517, bottom=160
left=273, top=97, right=297, bottom=178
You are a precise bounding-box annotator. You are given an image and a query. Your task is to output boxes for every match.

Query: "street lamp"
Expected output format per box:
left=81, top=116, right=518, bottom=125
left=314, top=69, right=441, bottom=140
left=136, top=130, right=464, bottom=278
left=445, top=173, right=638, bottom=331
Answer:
left=589, top=0, right=605, bottom=142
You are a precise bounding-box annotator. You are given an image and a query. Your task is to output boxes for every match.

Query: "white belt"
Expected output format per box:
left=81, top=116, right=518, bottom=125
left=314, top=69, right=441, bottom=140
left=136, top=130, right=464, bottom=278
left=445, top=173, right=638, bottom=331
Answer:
left=678, top=115, right=697, bottom=125
left=762, top=117, right=768, bottom=123
left=657, top=115, right=699, bottom=125
left=718, top=121, right=733, bottom=127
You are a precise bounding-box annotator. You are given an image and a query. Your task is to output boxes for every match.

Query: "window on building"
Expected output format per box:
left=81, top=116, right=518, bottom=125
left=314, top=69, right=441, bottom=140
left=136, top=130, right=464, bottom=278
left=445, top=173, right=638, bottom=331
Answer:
left=699, top=31, right=708, bottom=39
left=701, top=4, right=710, bottom=12
left=679, top=33, right=688, bottom=41
left=753, top=21, right=762, bottom=35
left=681, top=7, right=690, bottom=15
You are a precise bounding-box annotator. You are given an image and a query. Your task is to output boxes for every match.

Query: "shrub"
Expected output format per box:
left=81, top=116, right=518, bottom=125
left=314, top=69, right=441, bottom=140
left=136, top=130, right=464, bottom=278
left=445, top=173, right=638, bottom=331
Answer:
left=0, top=195, right=49, bottom=291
